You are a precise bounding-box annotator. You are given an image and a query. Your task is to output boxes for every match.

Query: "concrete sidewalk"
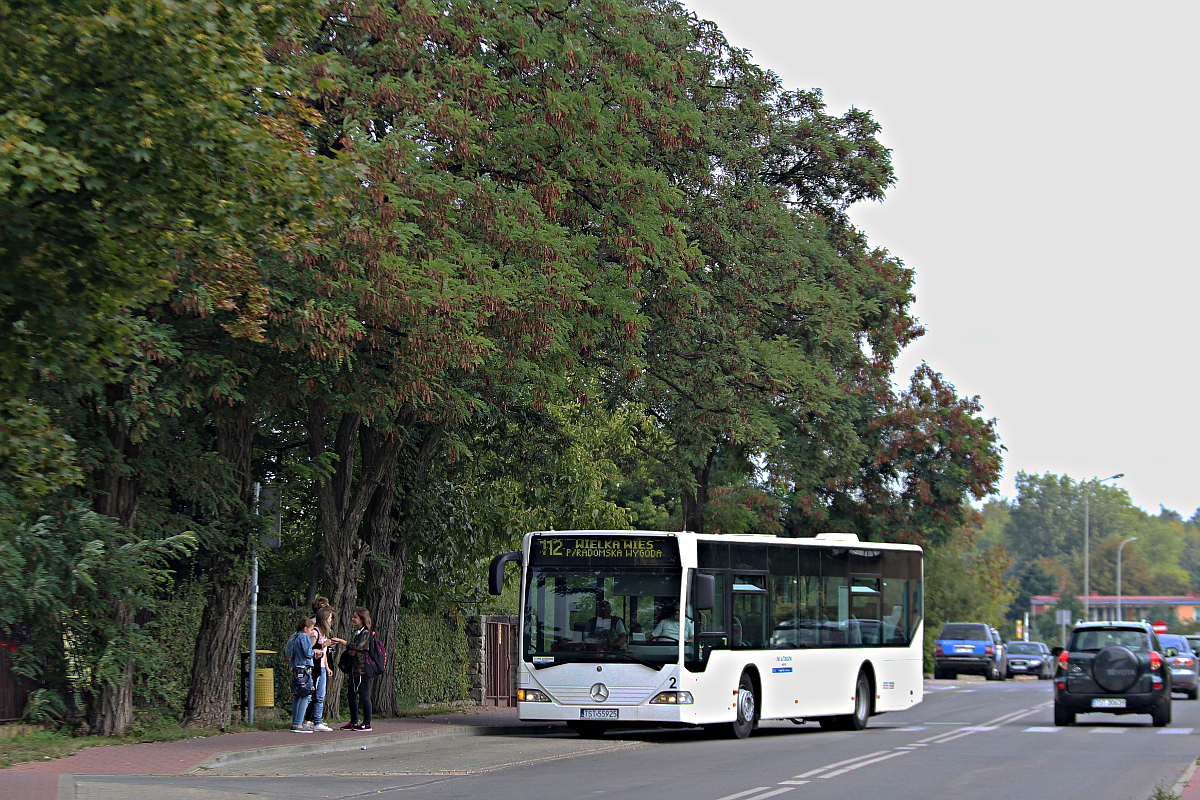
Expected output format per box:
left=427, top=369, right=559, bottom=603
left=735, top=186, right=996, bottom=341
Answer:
left=0, top=706, right=558, bottom=800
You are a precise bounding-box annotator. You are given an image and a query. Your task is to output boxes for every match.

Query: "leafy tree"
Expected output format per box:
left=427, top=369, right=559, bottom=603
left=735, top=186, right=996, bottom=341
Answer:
left=923, top=522, right=1013, bottom=670
left=0, top=500, right=194, bottom=732
left=0, top=0, right=326, bottom=392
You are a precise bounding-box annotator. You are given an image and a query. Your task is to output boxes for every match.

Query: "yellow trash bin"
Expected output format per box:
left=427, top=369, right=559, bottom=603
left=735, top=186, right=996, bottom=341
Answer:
left=253, top=668, right=274, bottom=707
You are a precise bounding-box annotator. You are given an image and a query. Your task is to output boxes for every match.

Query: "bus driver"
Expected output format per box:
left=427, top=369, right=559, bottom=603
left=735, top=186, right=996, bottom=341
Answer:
left=583, top=601, right=627, bottom=649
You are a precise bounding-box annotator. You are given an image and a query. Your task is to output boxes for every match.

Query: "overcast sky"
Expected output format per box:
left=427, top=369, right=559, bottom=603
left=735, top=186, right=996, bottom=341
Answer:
left=682, top=0, right=1199, bottom=518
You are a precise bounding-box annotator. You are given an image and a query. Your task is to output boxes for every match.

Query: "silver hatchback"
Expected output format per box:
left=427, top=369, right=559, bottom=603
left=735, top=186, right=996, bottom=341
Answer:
left=1159, top=633, right=1199, bottom=700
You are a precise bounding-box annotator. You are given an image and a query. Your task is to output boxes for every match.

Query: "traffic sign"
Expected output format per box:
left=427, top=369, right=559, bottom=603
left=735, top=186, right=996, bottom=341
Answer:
left=1152, top=620, right=1169, bottom=634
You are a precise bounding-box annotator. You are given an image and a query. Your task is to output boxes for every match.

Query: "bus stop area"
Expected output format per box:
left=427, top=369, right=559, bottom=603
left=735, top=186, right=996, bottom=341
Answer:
left=0, top=706, right=556, bottom=800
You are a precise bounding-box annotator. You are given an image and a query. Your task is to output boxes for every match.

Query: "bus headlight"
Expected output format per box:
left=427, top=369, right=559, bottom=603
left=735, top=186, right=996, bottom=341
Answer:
left=649, top=691, right=694, bottom=704
left=517, top=688, right=551, bottom=702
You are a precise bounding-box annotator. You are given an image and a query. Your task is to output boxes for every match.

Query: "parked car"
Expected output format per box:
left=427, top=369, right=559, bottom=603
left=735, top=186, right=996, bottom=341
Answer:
left=1005, top=640, right=1054, bottom=679
left=1052, top=620, right=1171, bottom=726
left=1157, top=633, right=1199, bottom=700
left=933, top=622, right=1007, bottom=680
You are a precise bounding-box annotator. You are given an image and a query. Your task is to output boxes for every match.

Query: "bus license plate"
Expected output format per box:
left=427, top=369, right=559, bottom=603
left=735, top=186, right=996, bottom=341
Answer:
left=1092, top=698, right=1126, bottom=708
left=580, top=709, right=619, bottom=720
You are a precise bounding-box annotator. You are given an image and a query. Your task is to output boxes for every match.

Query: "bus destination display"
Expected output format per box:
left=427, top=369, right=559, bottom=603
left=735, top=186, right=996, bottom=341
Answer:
left=532, top=535, right=678, bottom=566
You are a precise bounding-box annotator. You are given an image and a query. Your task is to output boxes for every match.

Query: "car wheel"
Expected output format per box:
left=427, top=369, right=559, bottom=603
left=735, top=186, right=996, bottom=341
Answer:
left=933, top=667, right=948, bottom=680
left=1004, top=663, right=1014, bottom=680
left=1053, top=702, right=1075, bottom=726
left=727, top=672, right=758, bottom=739
left=1188, top=687, right=1199, bottom=701
left=1092, top=646, right=1139, bottom=693
left=985, top=661, right=999, bottom=681
left=1152, top=695, right=1172, bottom=727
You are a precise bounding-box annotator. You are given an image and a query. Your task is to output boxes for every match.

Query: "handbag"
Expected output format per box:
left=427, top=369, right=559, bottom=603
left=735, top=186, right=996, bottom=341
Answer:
left=338, top=648, right=355, bottom=674
left=291, top=666, right=315, bottom=697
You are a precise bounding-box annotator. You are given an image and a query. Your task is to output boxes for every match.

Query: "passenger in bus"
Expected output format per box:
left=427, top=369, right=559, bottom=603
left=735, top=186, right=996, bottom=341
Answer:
left=650, top=603, right=693, bottom=642
left=583, top=601, right=628, bottom=649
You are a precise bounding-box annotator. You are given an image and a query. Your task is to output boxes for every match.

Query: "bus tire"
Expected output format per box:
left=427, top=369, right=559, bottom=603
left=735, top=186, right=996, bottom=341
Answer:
left=727, top=672, right=758, bottom=739
left=820, top=670, right=871, bottom=731
left=568, top=722, right=607, bottom=738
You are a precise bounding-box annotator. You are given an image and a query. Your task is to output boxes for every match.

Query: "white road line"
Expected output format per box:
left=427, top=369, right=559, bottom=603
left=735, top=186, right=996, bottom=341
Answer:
left=1023, top=726, right=1060, bottom=732
left=714, top=789, right=773, bottom=800
left=886, top=726, right=927, bottom=732
left=794, top=750, right=892, bottom=778
left=1089, top=728, right=1125, bottom=733
left=820, top=750, right=909, bottom=778
left=741, top=789, right=794, bottom=800
left=778, top=780, right=810, bottom=785
left=1160, top=728, right=1193, bottom=734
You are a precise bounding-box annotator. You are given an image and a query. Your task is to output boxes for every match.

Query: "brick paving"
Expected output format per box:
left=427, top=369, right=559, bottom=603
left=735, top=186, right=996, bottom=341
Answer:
left=0, top=707, right=550, bottom=800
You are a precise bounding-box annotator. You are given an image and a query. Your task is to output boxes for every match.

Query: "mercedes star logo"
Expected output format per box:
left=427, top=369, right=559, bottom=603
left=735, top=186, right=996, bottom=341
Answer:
left=590, top=683, right=610, bottom=703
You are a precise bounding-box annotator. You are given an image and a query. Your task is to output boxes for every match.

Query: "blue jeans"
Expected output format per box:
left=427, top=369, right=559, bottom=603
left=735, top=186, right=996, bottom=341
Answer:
left=291, top=691, right=312, bottom=727
left=311, top=668, right=327, bottom=723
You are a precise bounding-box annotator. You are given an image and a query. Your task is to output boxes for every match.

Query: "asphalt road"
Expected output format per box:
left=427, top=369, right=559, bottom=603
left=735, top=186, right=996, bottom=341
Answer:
left=73, top=676, right=1200, bottom=800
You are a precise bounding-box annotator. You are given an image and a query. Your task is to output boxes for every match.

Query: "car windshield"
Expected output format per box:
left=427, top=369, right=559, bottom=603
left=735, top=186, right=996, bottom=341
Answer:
left=1070, top=628, right=1149, bottom=652
left=1159, top=635, right=1190, bottom=652
left=940, top=624, right=988, bottom=640
left=1006, top=642, right=1042, bottom=655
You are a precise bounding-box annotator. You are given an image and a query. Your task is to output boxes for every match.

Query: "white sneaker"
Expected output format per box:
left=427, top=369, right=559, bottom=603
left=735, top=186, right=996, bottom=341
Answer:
left=302, top=720, right=314, bottom=730
left=313, top=723, right=333, bottom=732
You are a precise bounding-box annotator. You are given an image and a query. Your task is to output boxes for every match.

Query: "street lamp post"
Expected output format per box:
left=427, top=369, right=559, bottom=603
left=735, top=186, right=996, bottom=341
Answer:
left=1116, top=536, right=1138, bottom=621
left=1084, top=473, right=1124, bottom=620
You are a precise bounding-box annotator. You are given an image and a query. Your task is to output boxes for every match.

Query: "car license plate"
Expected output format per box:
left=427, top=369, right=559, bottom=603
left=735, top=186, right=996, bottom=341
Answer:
left=1092, top=698, right=1126, bottom=708
left=580, top=709, right=619, bottom=720
left=955, top=646, right=973, bottom=653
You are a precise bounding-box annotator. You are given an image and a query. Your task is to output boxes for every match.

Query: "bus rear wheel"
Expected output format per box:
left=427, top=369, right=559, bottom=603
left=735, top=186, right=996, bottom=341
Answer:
left=820, top=670, right=871, bottom=731
left=727, top=672, right=758, bottom=739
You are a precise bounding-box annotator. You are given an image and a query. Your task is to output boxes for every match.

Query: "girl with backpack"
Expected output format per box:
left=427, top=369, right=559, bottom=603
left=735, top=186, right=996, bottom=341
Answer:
left=341, top=608, right=377, bottom=731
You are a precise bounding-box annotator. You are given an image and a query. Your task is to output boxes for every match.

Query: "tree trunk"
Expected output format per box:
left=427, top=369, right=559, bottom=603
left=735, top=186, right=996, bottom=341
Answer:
left=182, top=405, right=257, bottom=728
left=680, top=451, right=714, bottom=533
left=363, top=423, right=444, bottom=716
left=88, top=384, right=140, bottom=736
left=88, top=597, right=134, bottom=736
left=308, top=404, right=404, bottom=718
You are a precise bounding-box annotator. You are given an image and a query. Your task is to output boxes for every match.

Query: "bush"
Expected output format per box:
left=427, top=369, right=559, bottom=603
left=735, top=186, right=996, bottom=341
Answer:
left=395, top=614, right=470, bottom=705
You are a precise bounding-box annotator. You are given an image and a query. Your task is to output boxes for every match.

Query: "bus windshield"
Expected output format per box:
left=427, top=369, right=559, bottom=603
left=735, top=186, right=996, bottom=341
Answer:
left=524, top=566, right=683, bottom=667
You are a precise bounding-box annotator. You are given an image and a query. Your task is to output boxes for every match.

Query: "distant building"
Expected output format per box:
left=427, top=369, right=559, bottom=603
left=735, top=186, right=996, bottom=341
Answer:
left=1030, top=593, right=1200, bottom=623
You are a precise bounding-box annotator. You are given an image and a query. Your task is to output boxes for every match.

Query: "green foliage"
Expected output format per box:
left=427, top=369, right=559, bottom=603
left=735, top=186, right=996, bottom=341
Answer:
left=923, top=524, right=1014, bottom=672
left=0, top=500, right=196, bottom=718
left=394, top=615, right=470, bottom=705
left=0, top=0, right=329, bottom=391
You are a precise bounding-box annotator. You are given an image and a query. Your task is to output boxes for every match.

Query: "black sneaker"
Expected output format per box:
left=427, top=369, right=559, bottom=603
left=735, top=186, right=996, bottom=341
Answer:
left=354, top=723, right=372, bottom=731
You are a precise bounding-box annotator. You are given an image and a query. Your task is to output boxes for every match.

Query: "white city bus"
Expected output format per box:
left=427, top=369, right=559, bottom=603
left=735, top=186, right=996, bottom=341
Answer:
left=488, top=529, right=923, bottom=738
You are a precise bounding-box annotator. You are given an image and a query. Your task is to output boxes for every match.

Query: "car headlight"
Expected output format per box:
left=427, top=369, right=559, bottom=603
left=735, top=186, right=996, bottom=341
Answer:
left=517, top=688, right=551, bottom=702
left=649, top=691, right=694, bottom=704
left=1029, top=659, right=1043, bottom=666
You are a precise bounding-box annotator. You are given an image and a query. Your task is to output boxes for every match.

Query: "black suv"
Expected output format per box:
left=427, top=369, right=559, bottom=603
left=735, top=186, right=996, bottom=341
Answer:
left=1053, top=621, right=1171, bottom=726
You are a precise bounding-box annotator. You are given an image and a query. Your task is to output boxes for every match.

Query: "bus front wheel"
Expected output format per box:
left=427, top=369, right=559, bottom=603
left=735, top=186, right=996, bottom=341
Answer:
left=722, top=672, right=758, bottom=739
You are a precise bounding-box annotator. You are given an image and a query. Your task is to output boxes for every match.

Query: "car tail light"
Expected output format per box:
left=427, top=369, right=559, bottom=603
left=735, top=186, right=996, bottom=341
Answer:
left=1150, top=651, right=1162, bottom=671
left=1174, top=657, right=1195, bottom=666
left=985, top=645, right=994, bottom=656
left=1059, top=650, right=1069, bottom=670
left=935, top=643, right=943, bottom=655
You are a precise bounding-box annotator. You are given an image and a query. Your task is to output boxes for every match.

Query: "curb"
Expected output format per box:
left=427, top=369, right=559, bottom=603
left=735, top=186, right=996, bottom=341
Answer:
left=189, top=723, right=562, bottom=771
left=1172, top=756, right=1200, bottom=799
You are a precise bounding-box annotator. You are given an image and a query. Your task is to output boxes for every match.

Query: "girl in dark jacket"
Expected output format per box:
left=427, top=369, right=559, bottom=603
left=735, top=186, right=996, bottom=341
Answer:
left=341, top=608, right=375, bottom=731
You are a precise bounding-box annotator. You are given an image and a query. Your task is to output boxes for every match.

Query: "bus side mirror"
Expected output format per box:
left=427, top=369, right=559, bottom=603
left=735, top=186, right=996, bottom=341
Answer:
left=488, top=551, right=522, bottom=595
left=692, top=573, right=716, bottom=611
